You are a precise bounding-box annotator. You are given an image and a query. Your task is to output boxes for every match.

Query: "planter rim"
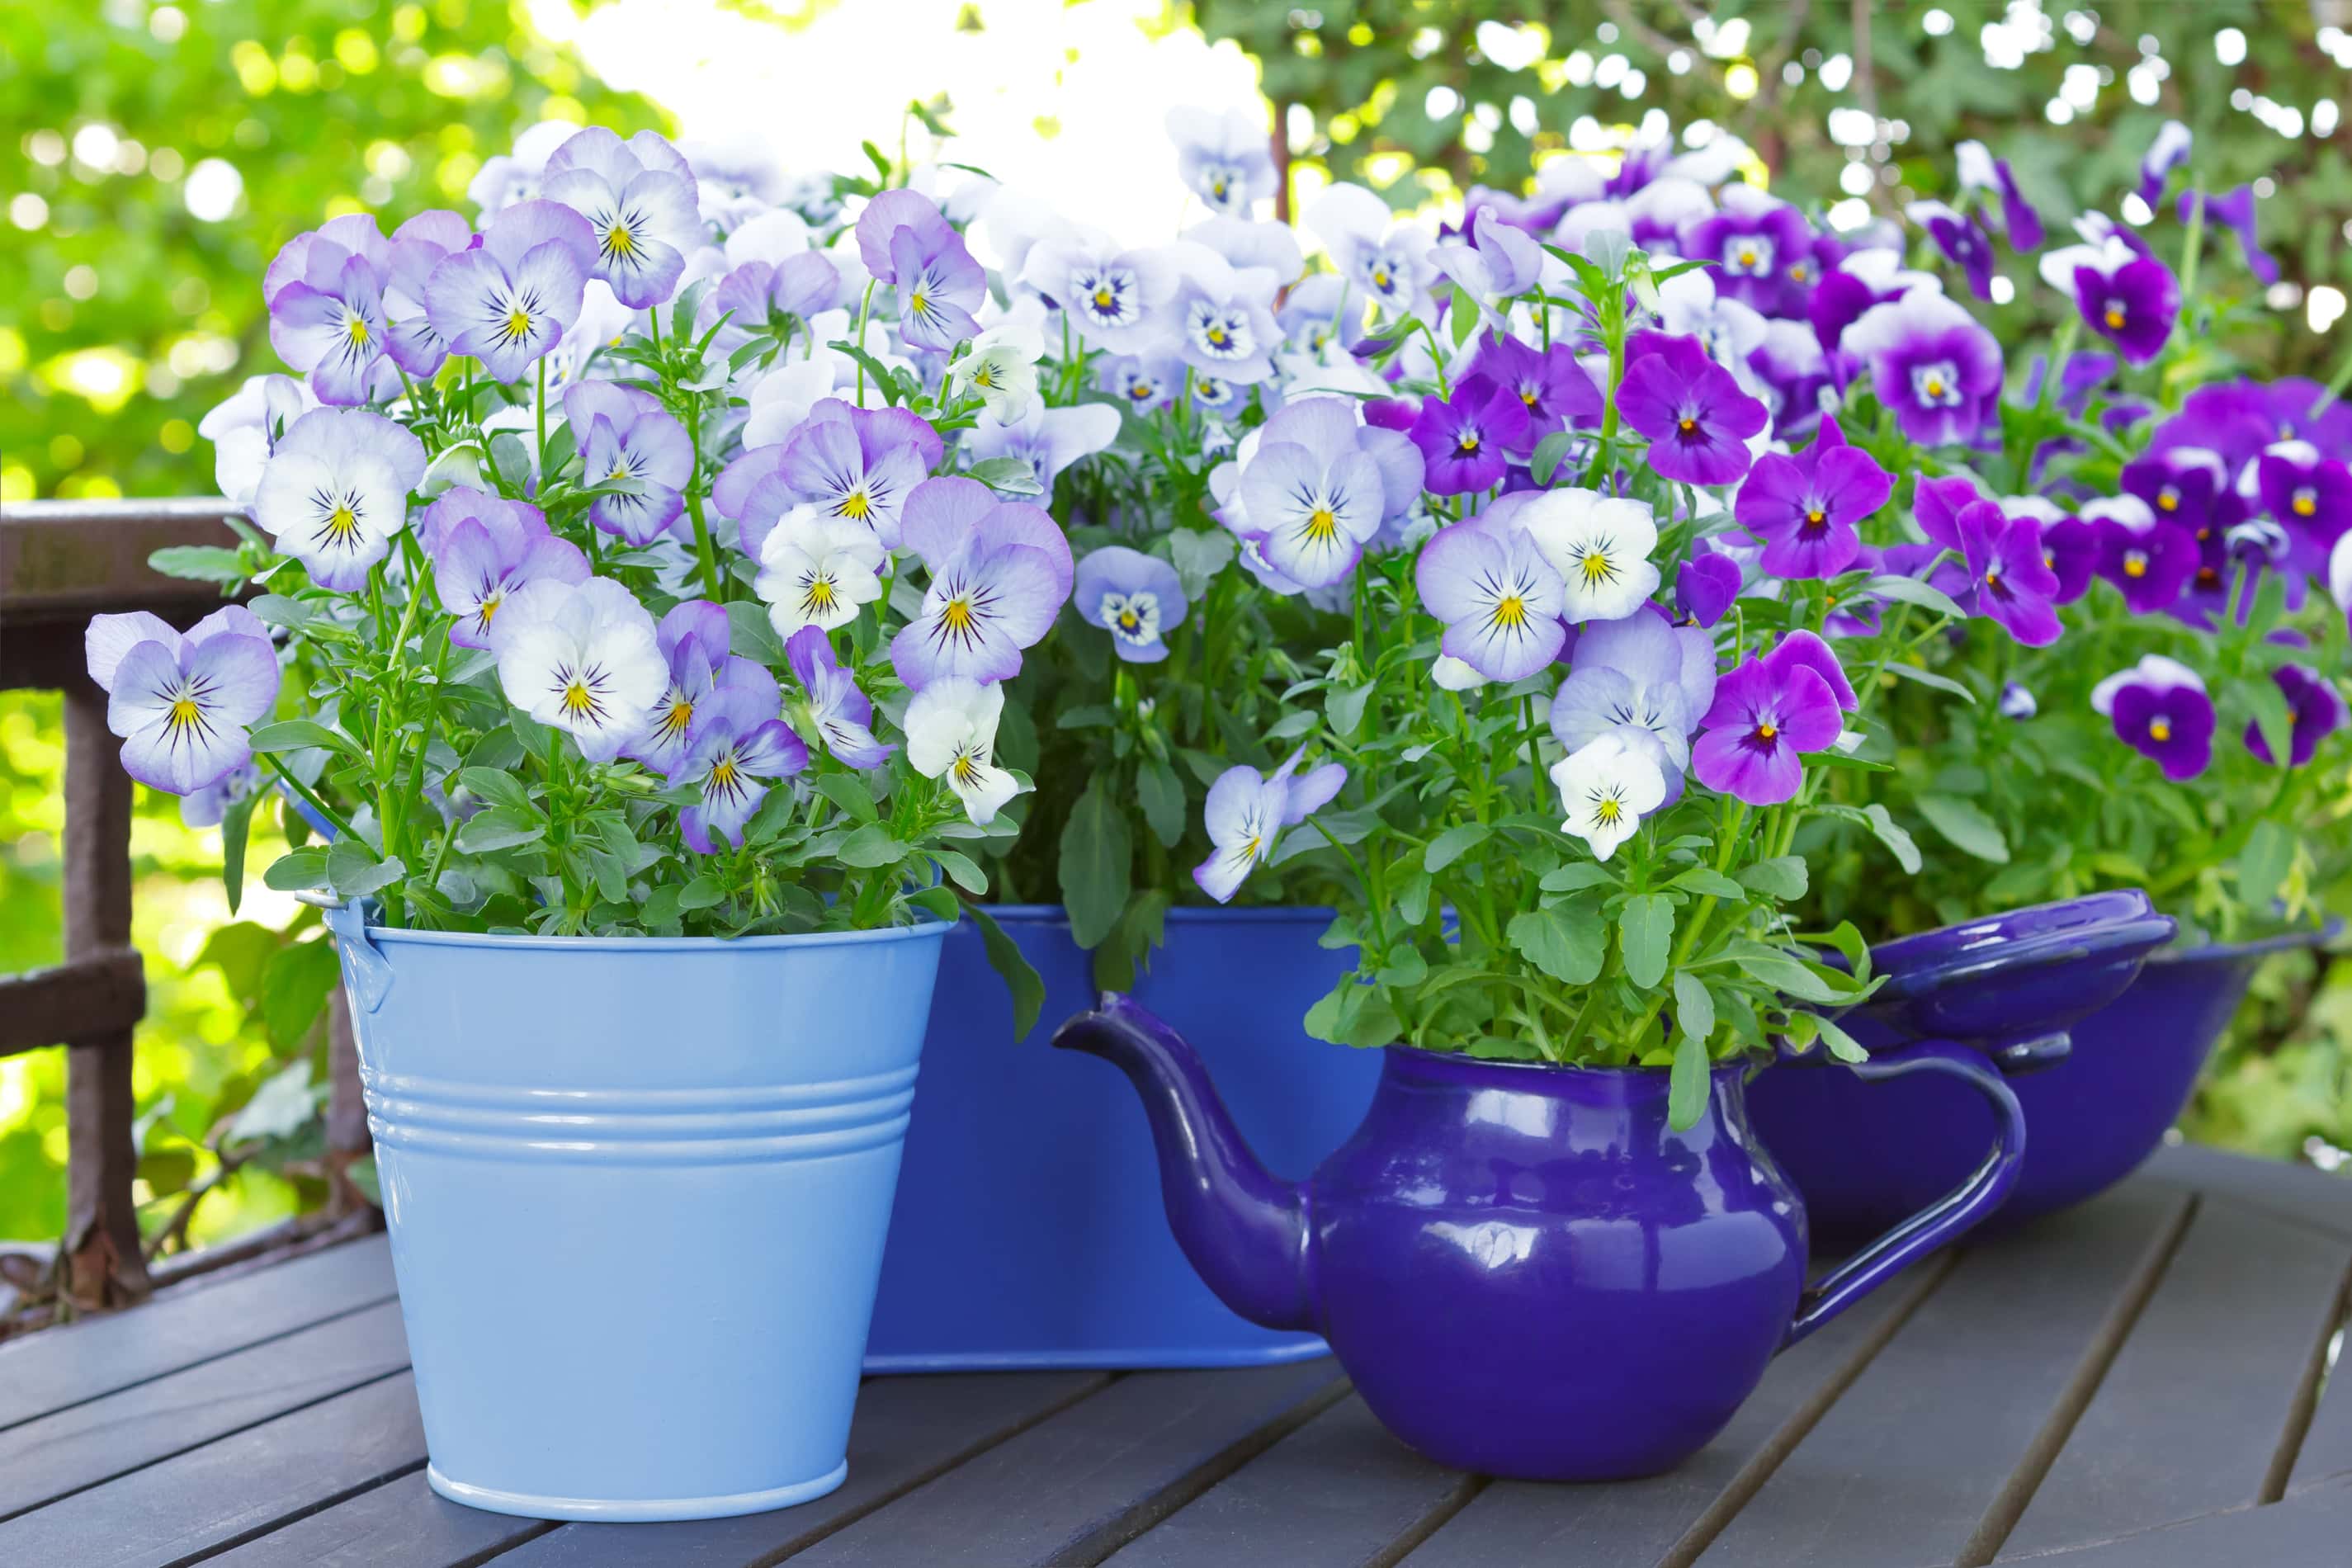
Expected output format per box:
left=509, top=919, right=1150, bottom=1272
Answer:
left=351, top=914, right=949, bottom=955
left=1385, top=1041, right=1742, bottom=1089
left=2153, top=915, right=2343, bottom=967
left=1867, top=891, right=2175, bottom=1000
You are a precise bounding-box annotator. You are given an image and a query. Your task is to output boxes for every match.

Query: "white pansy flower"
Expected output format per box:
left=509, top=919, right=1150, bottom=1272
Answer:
left=1522, top=489, right=1663, bottom=625
left=489, top=579, right=666, bottom=763
left=946, top=324, right=1044, bottom=422
left=1550, top=731, right=1668, bottom=862
left=757, top=503, right=886, bottom=639
left=905, top=678, right=1023, bottom=824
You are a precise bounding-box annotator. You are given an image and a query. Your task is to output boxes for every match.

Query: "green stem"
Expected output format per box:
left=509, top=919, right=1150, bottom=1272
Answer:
left=257, top=751, right=358, bottom=843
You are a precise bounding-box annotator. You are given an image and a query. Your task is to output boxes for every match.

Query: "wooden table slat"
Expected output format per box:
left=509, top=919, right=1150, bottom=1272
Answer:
left=1693, top=1184, right=2191, bottom=1568
left=2016, top=1473, right=2352, bottom=1566
left=0, top=1371, right=425, bottom=1568
left=788, top=1360, right=1346, bottom=1567
left=0, top=1297, right=410, bottom=1522
left=2288, top=1298, right=2352, bottom=1491
left=476, top=1372, right=1110, bottom=1568
left=2145, top=1144, right=2352, bottom=1241
left=202, top=1471, right=548, bottom=1568
left=1096, top=1395, right=1471, bottom=1568
left=1997, top=1197, right=2352, bottom=1559
left=0, top=1234, right=396, bottom=1430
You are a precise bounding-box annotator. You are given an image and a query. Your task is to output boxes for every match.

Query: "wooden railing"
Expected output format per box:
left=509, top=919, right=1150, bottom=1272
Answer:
left=0, top=498, right=372, bottom=1317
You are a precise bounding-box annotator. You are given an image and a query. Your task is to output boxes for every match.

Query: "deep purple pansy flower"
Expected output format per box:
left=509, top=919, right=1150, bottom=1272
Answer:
left=1732, top=415, right=1890, bottom=579
left=1684, top=185, right=1813, bottom=318
left=2180, top=187, right=2279, bottom=287
left=1956, top=140, right=2043, bottom=251
left=1410, top=374, right=1528, bottom=495
left=1675, top=546, right=1744, bottom=628
left=1691, top=632, right=1851, bottom=806
left=1468, top=332, right=1603, bottom=454
left=2085, top=495, right=2196, bottom=616
left=2121, top=446, right=2242, bottom=550
left=2256, top=442, right=2352, bottom=580
left=1618, top=333, right=1769, bottom=485
left=1955, top=498, right=2063, bottom=646
left=2039, top=235, right=2179, bottom=365
left=2092, top=654, right=2213, bottom=781
left=1906, top=201, right=1996, bottom=300
left=2137, top=120, right=2192, bottom=209
left=2244, top=664, right=2349, bottom=767
left=85, top=607, right=281, bottom=796
left=1843, top=290, right=2002, bottom=447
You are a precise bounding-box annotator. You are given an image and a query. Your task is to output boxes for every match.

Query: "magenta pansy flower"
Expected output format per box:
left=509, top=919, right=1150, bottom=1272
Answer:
left=1731, top=416, right=1890, bottom=579
left=1954, top=498, right=2062, bottom=647
left=1691, top=633, right=1851, bottom=806
left=1618, top=332, right=1769, bottom=485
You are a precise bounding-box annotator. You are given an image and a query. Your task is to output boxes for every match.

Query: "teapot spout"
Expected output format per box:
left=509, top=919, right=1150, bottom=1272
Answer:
left=1052, top=994, right=1316, bottom=1333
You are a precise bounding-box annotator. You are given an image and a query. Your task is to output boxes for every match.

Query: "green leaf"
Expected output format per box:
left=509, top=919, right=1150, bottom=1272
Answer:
left=2243, top=677, right=2296, bottom=772
left=1059, top=778, right=1132, bottom=948
left=220, top=789, right=257, bottom=917
left=725, top=598, right=786, bottom=666
left=1166, top=528, right=1236, bottom=599
left=1737, top=856, right=1809, bottom=900
left=1137, top=758, right=1187, bottom=848
left=456, top=767, right=533, bottom=813
left=968, top=904, right=1046, bottom=1037
left=149, top=545, right=248, bottom=583
left=456, top=807, right=546, bottom=854
left=1863, top=804, right=1922, bottom=874
left=226, top=1059, right=322, bottom=1143
left=1541, top=862, right=1618, bottom=894
left=1507, top=899, right=1606, bottom=985
left=1447, top=283, right=1479, bottom=347
left=1530, top=429, right=1572, bottom=486
left=1884, top=662, right=1980, bottom=705
left=1424, top=822, right=1491, bottom=874
left=1325, top=682, right=1372, bottom=737
left=932, top=848, right=989, bottom=895
left=326, top=840, right=404, bottom=898
left=1863, top=574, right=1970, bottom=621
left=1618, top=894, right=1674, bottom=989
left=2237, top=819, right=2296, bottom=909
left=248, top=720, right=367, bottom=762
left=262, top=846, right=331, bottom=891
left=259, top=939, right=339, bottom=1052
left=968, top=456, right=1045, bottom=496
left=815, top=772, right=880, bottom=824
left=1669, top=867, right=1745, bottom=900
left=1914, top=793, right=2010, bottom=864
left=248, top=593, right=314, bottom=631
left=1734, top=947, right=1849, bottom=1004
left=677, top=874, right=728, bottom=911
left=837, top=823, right=909, bottom=867
left=1672, top=971, right=1715, bottom=1047
left=1303, top=977, right=1404, bottom=1049
left=1798, top=921, right=1873, bottom=986
left=1668, top=1027, right=1709, bottom=1132
left=1813, top=1011, right=1870, bottom=1065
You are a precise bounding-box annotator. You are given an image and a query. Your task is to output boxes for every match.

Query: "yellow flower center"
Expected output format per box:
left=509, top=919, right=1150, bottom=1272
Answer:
left=1305, top=506, right=1338, bottom=541
left=839, top=490, right=872, bottom=521
left=803, top=574, right=838, bottom=613
left=2104, top=305, right=2126, bottom=329
left=710, top=757, right=739, bottom=790
left=1372, top=267, right=1391, bottom=289
left=2149, top=717, right=2172, bottom=742
left=1755, top=721, right=1778, bottom=742
left=168, top=696, right=201, bottom=731
left=2123, top=551, right=2147, bottom=579
left=1924, top=375, right=1947, bottom=399
left=1580, top=550, right=1612, bottom=585
left=1804, top=508, right=1826, bottom=529
left=2157, top=487, right=2179, bottom=512
left=505, top=306, right=532, bottom=339
left=2294, top=489, right=2317, bottom=517
left=952, top=749, right=985, bottom=788
left=1738, top=246, right=1757, bottom=266
left=1093, top=287, right=1115, bottom=309
left=973, top=364, right=996, bottom=388
left=1456, top=432, right=1480, bottom=454
left=1789, top=263, right=1809, bottom=282
left=659, top=698, right=694, bottom=736
left=909, top=289, right=929, bottom=315
left=1207, top=325, right=1228, bottom=347
left=942, top=596, right=977, bottom=634
left=325, top=504, right=359, bottom=540
left=345, top=316, right=371, bottom=347
left=1677, top=417, right=1697, bottom=434
left=1492, top=593, right=1527, bottom=629
left=604, top=220, right=635, bottom=258
left=1594, top=796, right=1622, bottom=824
left=561, top=680, right=597, bottom=717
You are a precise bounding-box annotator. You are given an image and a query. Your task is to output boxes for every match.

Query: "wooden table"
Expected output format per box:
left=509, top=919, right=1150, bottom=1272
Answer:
left=3, top=1143, right=2346, bottom=1568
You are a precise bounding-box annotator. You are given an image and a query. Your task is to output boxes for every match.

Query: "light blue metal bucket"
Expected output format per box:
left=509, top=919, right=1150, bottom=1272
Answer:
left=324, top=902, right=946, bottom=1522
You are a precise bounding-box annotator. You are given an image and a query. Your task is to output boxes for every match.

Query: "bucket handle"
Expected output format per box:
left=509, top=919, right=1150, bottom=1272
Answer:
left=1779, top=1041, right=2026, bottom=1349
left=315, top=895, right=394, bottom=1013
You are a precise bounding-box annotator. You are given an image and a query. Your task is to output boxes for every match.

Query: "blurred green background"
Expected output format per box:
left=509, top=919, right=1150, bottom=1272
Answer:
left=3, top=0, right=2347, bottom=1256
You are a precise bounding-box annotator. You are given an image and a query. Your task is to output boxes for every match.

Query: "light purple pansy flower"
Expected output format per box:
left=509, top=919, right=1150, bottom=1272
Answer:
left=85, top=607, right=281, bottom=796
left=1019, top=236, right=1180, bottom=354
left=856, top=188, right=985, bottom=352
left=674, top=682, right=809, bottom=854
left=966, top=401, right=1123, bottom=496
left=1618, top=332, right=1769, bottom=485
left=562, top=380, right=693, bottom=545
left=1075, top=545, right=1188, bottom=664
left=1414, top=519, right=1567, bottom=682
left=489, top=578, right=667, bottom=763
left=1410, top=375, right=1528, bottom=496
left=419, top=487, right=590, bottom=649
left=1100, top=354, right=1185, bottom=414
left=2038, top=234, right=2179, bottom=365
left=1430, top=205, right=1543, bottom=314
left=704, top=252, right=841, bottom=357
left=1843, top=290, right=2002, bottom=446
left=1193, top=749, right=1346, bottom=903
left=250, top=407, right=427, bottom=591
left=2085, top=495, right=2195, bottom=616
left=784, top=627, right=893, bottom=769
left=1733, top=415, right=1890, bottom=579
left=380, top=210, right=473, bottom=378
left=264, top=214, right=394, bottom=406
left=423, top=199, right=597, bottom=383
left=1306, top=183, right=1435, bottom=316
left=718, top=399, right=946, bottom=557
left=2244, top=664, right=2348, bottom=767
left=1232, top=396, right=1424, bottom=588
left=541, top=127, right=701, bottom=310
left=629, top=600, right=780, bottom=777
left=1165, top=242, right=1282, bottom=385
left=1550, top=606, right=1717, bottom=795
left=1692, top=633, right=1851, bottom=807
left=1906, top=201, right=1996, bottom=300
left=1166, top=104, right=1278, bottom=216
left=889, top=476, right=1074, bottom=689
left=2092, top=654, right=2214, bottom=781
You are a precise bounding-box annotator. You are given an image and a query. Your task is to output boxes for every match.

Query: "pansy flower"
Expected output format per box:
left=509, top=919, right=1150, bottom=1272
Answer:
left=2033, top=508, right=2102, bottom=605
left=2137, top=120, right=2193, bottom=207
left=1414, top=520, right=1567, bottom=682
left=945, top=324, right=1045, bottom=422
left=967, top=401, right=1122, bottom=496
left=2244, top=664, right=2348, bottom=767
left=2092, top=655, right=2214, bottom=781
left=2085, top=495, right=2195, bottom=615
left=1429, top=205, right=1542, bottom=319
left=1410, top=375, right=1528, bottom=496
left=1551, top=730, right=1670, bottom=862
left=1675, top=547, right=1744, bottom=628
left=489, top=578, right=667, bottom=763
left=1655, top=271, right=1769, bottom=386
left=251, top=408, right=428, bottom=592
left=704, top=251, right=841, bottom=358
left=631, top=601, right=780, bottom=777
left=201, top=374, right=319, bottom=508
left=373, top=210, right=475, bottom=384
left=1193, top=750, right=1346, bottom=902
left=1953, top=498, right=2063, bottom=646
left=1843, top=290, right=2002, bottom=446
left=1733, top=415, right=1890, bottom=579
left=1306, top=183, right=1436, bottom=315
left=1906, top=201, right=1996, bottom=300
left=540, top=127, right=701, bottom=310
left=420, top=488, right=590, bottom=649
left=2255, top=442, right=2352, bottom=579
left=1618, top=333, right=1769, bottom=485
left=1956, top=139, right=2043, bottom=250
left=1468, top=332, right=1603, bottom=453
left=264, top=214, right=394, bottom=406
left=564, top=381, right=693, bottom=545
left=1100, top=353, right=1184, bottom=415
left=890, top=477, right=1074, bottom=689
left=674, top=682, right=808, bottom=854
left=905, top=678, right=1023, bottom=825
left=1166, top=105, right=1277, bottom=216
left=85, top=607, right=281, bottom=796
left=1691, top=634, right=1852, bottom=806
left=424, top=199, right=597, bottom=383
left=1232, top=396, right=1423, bottom=588
left=856, top=189, right=985, bottom=351
left=1549, top=607, right=1717, bottom=791
left=1747, top=319, right=1833, bottom=442
left=720, top=399, right=945, bottom=556
left=1523, top=489, right=1662, bottom=625
left=756, top=503, right=888, bottom=640
left=2121, top=446, right=2241, bottom=549
left=1075, top=546, right=1189, bottom=664
left=1165, top=243, right=1282, bottom=385
left=2038, top=234, right=2179, bottom=364
left=466, top=120, right=581, bottom=218
left=1023, top=238, right=1178, bottom=352
left=1684, top=184, right=1814, bottom=317
left=784, top=627, right=893, bottom=769
left=2180, top=187, right=2280, bottom=287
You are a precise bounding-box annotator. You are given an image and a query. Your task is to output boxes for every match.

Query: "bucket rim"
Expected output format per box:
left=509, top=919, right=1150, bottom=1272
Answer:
left=347, top=913, right=950, bottom=955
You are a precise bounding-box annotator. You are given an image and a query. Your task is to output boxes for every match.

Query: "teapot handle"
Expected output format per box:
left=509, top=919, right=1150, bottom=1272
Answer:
left=1780, top=1041, right=2026, bottom=1348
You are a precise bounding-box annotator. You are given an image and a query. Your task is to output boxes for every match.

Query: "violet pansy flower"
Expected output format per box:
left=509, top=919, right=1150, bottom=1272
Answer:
left=1469, top=332, right=1603, bottom=453
left=1843, top=290, right=2002, bottom=446
left=1550, top=607, right=1717, bottom=789
left=1684, top=184, right=1814, bottom=318
left=1100, top=353, right=1185, bottom=414
left=1618, top=333, right=1769, bottom=485
left=1956, top=140, right=2043, bottom=250
left=1692, top=635, right=1851, bottom=807
left=705, top=252, right=842, bottom=357
left=85, top=607, right=281, bottom=796
left=2085, top=495, right=2194, bottom=616
left=2037, top=510, right=2102, bottom=605
left=1747, top=319, right=1832, bottom=443
left=1430, top=205, right=1542, bottom=317
left=1410, top=375, right=1528, bottom=496
left=889, top=477, right=1074, bottom=689
left=540, top=127, right=700, bottom=310
left=1954, top=498, right=2063, bottom=647
left=2244, top=664, right=2348, bottom=767
left=2137, top=120, right=2193, bottom=208
left=1193, top=750, right=1346, bottom=903
left=2255, top=442, right=2352, bottom=576
left=264, top=214, right=394, bottom=406
left=1166, top=242, right=1282, bottom=385
left=1733, top=415, right=1891, bottom=579
left=251, top=408, right=428, bottom=592
left=1675, top=547, right=1744, bottom=628
left=966, top=401, right=1122, bottom=496
left=1166, top=105, right=1277, bottom=216
left=1414, top=520, right=1567, bottom=682
left=380, top=210, right=473, bottom=379
left=674, top=682, right=808, bottom=854
left=2092, top=654, right=2214, bottom=782
left=2180, top=187, right=2279, bottom=287
left=1232, top=396, right=1423, bottom=588
left=629, top=599, right=780, bottom=777
left=489, top=578, right=667, bottom=763
left=784, top=627, right=894, bottom=769
left=1018, top=237, right=1179, bottom=354
left=419, top=487, right=590, bottom=649
left=564, top=381, right=693, bottom=545
left=720, top=399, right=945, bottom=557
left=856, top=189, right=984, bottom=352
left=1906, top=201, right=1996, bottom=300
left=2038, top=234, right=2179, bottom=365
left=2122, top=446, right=2242, bottom=549
left=1075, top=546, right=1189, bottom=664
left=424, top=199, right=597, bottom=383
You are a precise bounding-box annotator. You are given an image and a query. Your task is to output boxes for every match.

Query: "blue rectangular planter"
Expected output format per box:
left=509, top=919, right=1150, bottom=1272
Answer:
left=864, top=905, right=1380, bottom=1371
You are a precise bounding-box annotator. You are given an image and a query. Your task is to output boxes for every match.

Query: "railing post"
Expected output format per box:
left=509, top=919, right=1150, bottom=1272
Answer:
left=61, top=685, right=150, bottom=1308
